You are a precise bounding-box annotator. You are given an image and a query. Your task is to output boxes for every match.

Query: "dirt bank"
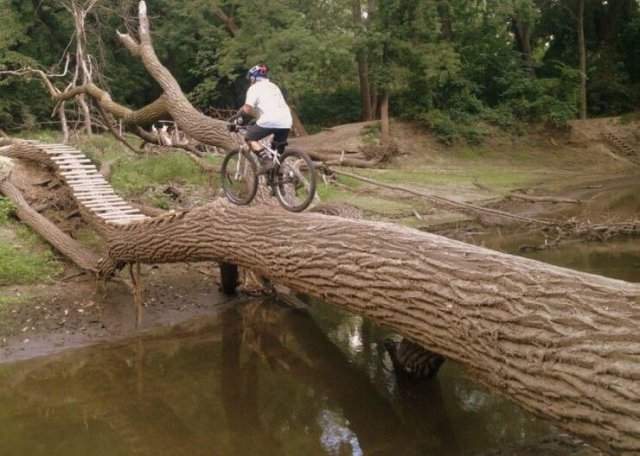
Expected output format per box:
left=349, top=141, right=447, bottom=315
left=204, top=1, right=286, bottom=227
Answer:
left=0, top=263, right=238, bottom=363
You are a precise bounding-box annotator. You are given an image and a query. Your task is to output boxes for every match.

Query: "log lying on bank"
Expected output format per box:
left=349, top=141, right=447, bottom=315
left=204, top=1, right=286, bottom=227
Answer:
left=0, top=156, right=99, bottom=272
left=99, top=199, right=640, bottom=455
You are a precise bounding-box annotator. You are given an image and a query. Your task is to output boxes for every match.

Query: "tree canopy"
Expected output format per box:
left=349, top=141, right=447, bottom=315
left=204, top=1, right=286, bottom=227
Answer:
left=1, top=0, right=639, bottom=142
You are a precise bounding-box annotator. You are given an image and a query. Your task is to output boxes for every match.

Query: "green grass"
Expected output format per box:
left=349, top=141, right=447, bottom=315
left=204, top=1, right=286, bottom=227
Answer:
left=110, top=152, right=210, bottom=196
left=0, top=226, right=62, bottom=286
left=356, top=166, right=542, bottom=191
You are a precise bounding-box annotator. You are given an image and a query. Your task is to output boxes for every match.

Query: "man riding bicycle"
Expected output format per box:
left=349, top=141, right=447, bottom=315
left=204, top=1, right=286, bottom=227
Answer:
left=229, top=64, right=292, bottom=167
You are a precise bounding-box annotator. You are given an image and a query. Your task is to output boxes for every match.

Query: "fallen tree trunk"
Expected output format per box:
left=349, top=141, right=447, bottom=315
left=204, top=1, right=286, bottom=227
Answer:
left=4, top=3, right=638, bottom=453
left=100, top=199, right=640, bottom=454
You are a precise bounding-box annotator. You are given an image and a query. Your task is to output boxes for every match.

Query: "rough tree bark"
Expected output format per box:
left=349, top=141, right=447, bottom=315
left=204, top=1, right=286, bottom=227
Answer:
left=98, top=199, right=640, bottom=454
left=5, top=3, right=640, bottom=453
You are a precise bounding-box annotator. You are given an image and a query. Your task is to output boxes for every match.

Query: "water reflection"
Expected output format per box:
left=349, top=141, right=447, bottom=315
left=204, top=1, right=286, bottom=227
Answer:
left=0, top=299, right=554, bottom=456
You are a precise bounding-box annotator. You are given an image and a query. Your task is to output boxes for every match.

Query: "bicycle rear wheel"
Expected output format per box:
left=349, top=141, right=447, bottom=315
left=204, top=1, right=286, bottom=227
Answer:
left=221, top=148, right=259, bottom=205
left=275, top=149, right=317, bottom=212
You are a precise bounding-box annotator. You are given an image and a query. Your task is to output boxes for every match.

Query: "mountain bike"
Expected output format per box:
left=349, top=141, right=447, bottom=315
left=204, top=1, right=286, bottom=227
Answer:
left=220, top=119, right=317, bottom=212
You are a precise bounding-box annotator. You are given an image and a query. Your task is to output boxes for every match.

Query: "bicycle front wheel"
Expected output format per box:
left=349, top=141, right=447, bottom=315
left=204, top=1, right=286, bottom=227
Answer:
left=221, top=148, right=259, bottom=205
left=275, top=149, right=317, bottom=212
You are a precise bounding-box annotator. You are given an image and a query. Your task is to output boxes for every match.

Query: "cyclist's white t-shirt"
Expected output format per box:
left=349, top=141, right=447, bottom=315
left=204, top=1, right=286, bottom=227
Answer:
left=245, top=79, right=293, bottom=129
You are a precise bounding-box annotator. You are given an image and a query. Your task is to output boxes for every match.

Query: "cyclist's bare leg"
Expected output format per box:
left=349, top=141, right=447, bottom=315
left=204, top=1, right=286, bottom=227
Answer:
left=247, top=140, right=264, bottom=153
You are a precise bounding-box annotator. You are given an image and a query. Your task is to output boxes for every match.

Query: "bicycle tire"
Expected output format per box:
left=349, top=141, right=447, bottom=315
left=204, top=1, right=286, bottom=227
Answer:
left=221, top=148, right=259, bottom=205
left=275, top=149, right=317, bottom=212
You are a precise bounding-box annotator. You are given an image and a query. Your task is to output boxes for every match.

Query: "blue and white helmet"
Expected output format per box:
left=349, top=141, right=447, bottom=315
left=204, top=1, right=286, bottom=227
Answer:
left=247, top=63, right=269, bottom=80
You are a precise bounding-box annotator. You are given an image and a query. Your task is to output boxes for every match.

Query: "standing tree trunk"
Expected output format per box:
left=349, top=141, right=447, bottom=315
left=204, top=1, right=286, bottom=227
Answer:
left=578, top=0, right=588, bottom=120
left=72, top=3, right=94, bottom=134
left=379, top=91, right=390, bottom=144
left=58, top=103, right=70, bottom=143
left=512, top=18, right=535, bottom=76
left=353, top=0, right=373, bottom=121
left=290, top=107, right=307, bottom=137
left=437, top=0, right=453, bottom=40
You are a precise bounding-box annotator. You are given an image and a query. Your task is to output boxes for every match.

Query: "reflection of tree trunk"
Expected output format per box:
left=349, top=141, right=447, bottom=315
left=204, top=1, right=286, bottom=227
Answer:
left=220, top=308, right=283, bottom=454
left=241, top=301, right=408, bottom=454
left=578, top=0, right=587, bottom=120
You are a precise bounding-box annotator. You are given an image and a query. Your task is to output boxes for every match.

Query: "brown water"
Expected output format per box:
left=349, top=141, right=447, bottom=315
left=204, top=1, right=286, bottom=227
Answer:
left=0, top=239, right=637, bottom=456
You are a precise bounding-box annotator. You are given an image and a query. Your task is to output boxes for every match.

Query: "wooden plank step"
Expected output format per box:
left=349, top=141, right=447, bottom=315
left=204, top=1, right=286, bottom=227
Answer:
left=46, top=150, right=83, bottom=155
left=100, top=214, right=147, bottom=221
left=63, top=176, right=106, bottom=187
left=101, top=215, right=147, bottom=222
left=50, top=155, right=85, bottom=161
left=42, top=144, right=78, bottom=149
left=65, top=178, right=109, bottom=185
left=69, top=186, right=113, bottom=192
left=70, top=183, right=113, bottom=189
left=65, top=179, right=105, bottom=185
left=59, top=168, right=104, bottom=175
left=84, top=204, right=133, bottom=211
left=73, top=188, right=118, bottom=193
left=60, top=170, right=101, bottom=176
left=53, top=158, right=93, bottom=165
left=58, top=164, right=98, bottom=170
left=85, top=201, right=133, bottom=209
left=75, top=194, right=121, bottom=201
left=73, top=188, right=117, bottom=193
left=45, top=149, right=86, bottom=160
left=107, top=219, right=147, bottom=225
left=80, top=201, right=126, bottom=207
left=43, top=145, right=76, bottom=150
left=76, top=195, right=122, bottom=201
left=79, top=201, right=126, bottom=207
left=70, top=179, right=111, bottom=184
left=97, top=210, right=142, bottom=217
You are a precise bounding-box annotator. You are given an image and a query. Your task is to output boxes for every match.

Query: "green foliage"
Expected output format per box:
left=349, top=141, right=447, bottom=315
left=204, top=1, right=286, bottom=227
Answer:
left=496, top=64, right=579, bottom=126
left=419, top=109, right=487, bottom=145
left=298, top=88, right=361, bottom=131
left=1, top=0, right=640, bottom=140
left=0, top=199, right=15, bottom=225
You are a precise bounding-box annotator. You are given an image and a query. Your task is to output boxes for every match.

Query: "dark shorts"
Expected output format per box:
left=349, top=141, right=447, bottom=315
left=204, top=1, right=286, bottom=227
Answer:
left=245, top=125, right=290, bottom=153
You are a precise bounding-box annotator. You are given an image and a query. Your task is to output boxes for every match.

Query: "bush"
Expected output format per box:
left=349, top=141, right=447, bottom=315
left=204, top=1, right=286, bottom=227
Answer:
left=0, top=198, right=15, bottom=225
left=298, top=88, right=361, bottom=131
left=419, top=109, right=487, bottom=145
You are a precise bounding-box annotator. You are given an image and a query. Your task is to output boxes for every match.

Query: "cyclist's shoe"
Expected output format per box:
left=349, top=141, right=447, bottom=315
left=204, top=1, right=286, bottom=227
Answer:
left=257, top=151, right=275, bottom=174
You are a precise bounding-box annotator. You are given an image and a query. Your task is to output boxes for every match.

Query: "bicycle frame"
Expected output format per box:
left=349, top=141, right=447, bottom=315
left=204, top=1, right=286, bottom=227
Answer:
left=231, top=126, right=282, bottom=171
